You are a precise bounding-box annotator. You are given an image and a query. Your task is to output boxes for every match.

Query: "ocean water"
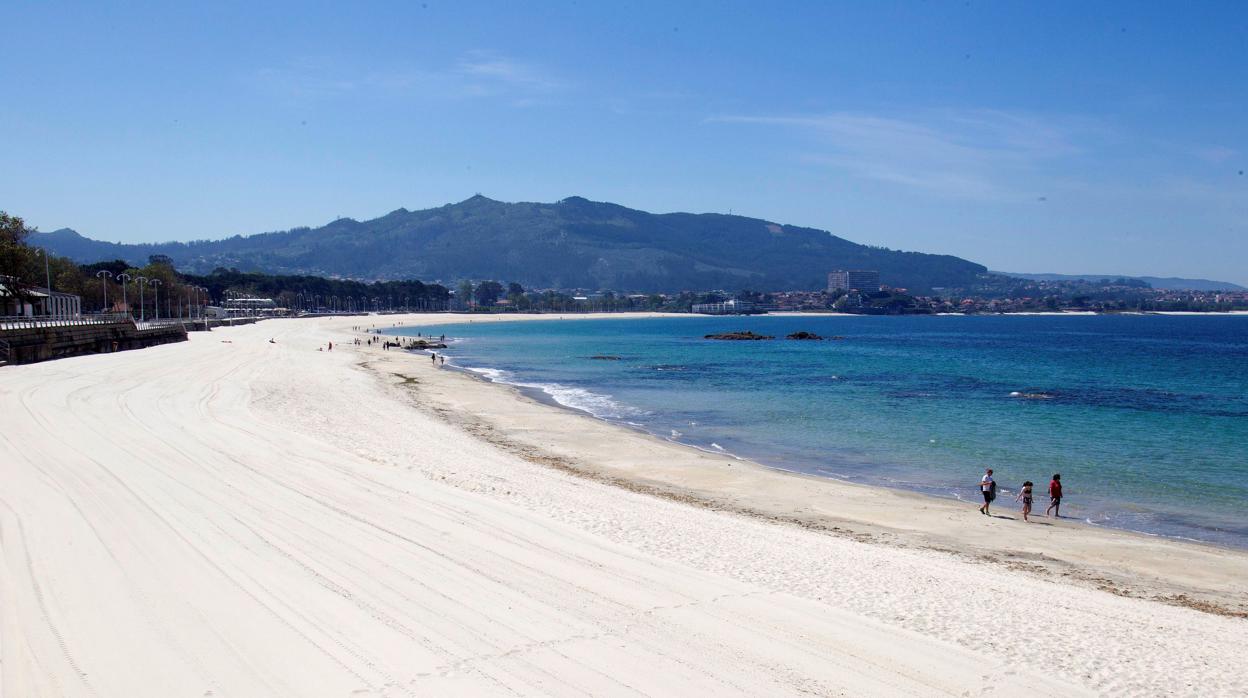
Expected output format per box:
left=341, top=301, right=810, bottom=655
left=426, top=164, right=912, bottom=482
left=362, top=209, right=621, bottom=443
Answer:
left=394, top=315, right=1248, bottom=548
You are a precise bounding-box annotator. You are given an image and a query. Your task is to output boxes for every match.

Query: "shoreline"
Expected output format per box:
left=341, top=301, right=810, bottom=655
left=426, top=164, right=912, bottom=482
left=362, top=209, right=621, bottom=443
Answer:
left=398, top=314, right=1247, bottom=554
left=363, top=313, right=1248, bottom=617
left=447, top=354, right=1242, bottom=550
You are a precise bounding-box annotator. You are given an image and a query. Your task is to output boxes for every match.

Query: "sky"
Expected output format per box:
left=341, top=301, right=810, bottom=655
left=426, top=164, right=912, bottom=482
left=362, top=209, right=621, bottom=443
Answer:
left=2, top=1, right=1246, bottom=283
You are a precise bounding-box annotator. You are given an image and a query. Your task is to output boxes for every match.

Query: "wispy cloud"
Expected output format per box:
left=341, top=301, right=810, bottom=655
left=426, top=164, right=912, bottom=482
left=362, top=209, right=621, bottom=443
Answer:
left=251, top=52, right=566, bottom=104
left=454, top=51, right=565, bottom=94
left=710, top=109, right=1097, bottom=200
left=1191, top=145, right=1237, bottom=164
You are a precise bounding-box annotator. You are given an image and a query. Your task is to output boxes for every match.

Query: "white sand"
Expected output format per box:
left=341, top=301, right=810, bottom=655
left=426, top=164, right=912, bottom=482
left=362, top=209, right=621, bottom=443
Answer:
left=1, top=314, right=1245, bottom=696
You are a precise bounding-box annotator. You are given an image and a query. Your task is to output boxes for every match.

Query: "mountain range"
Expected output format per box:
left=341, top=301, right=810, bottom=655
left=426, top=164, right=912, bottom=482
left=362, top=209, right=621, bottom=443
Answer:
left=34, top=196, right=987, bottom=293
left=995, top=272, right=1246, bottom=292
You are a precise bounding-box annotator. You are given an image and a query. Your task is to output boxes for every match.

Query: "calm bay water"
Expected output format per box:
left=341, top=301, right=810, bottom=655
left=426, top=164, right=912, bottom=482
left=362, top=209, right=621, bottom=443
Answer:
left=396, top=315, right=1248, bottom=547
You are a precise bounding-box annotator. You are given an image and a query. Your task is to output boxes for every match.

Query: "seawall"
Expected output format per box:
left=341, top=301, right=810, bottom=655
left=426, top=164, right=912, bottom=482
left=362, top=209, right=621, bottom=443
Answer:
left=1, top=322, right=188, bottom=365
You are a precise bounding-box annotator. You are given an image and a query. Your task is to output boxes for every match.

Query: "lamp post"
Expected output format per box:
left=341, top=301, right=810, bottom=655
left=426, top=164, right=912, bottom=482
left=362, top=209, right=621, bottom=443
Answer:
left=95, top=270, right=113, bottom=312
left=34, top=248, right=52, bottom=316
left=149, top=279, right=162, bottom=321
left=117, top=273, right=132, bottom=318
left=134, top=277, right=148, bottom=321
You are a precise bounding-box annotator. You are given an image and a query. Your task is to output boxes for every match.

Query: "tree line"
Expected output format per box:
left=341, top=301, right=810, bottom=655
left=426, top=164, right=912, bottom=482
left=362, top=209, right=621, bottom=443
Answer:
left=182, top=267, right=452, bottom=312
left=3, top=212, right=199, bottom=318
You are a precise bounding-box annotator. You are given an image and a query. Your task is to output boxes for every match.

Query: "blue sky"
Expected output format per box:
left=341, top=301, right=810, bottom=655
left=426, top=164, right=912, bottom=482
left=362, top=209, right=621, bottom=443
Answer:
left=3, top=1, right=1245, bottom=282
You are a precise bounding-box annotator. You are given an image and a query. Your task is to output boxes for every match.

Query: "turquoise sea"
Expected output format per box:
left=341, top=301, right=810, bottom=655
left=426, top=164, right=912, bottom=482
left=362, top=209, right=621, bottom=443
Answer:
left=395, top=315, right=1248, bottom=547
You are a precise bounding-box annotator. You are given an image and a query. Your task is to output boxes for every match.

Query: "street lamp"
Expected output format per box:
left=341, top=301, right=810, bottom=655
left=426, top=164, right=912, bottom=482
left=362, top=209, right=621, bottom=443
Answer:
left=95, top=270, right=113, bottom=312
left=117, top=273, right=132, bottom=317
left=134, top=276, right=148, bottom=321
left=33, top=248, right=52, bottom=316
left=149, top=279, right=162, bottom=321
left=200, top=287, right=210, bottom=328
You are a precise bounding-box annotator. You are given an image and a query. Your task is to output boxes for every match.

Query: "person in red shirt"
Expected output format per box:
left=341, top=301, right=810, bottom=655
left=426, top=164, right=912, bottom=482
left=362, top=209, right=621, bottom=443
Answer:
left=1046, top=473, right=1063, bottom=517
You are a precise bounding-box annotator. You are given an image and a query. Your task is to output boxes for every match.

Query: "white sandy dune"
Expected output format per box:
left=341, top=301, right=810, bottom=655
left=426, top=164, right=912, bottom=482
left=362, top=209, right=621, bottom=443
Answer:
left=1, top=315, right=1245, bottom=696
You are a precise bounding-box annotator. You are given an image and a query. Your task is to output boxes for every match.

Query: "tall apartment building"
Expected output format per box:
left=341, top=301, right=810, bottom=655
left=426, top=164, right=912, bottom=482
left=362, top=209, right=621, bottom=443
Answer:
left=827, top=270, right=881, bottom=292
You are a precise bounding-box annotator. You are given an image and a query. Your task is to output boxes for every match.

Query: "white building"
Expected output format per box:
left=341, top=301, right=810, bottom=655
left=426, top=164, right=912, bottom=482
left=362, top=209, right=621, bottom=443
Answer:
left=0, top=276, right=82, bottom=319
left=691, top=298, right=759, bottom=315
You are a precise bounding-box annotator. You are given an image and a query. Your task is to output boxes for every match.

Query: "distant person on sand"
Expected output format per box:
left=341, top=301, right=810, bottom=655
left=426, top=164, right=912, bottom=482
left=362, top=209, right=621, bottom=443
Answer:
left=1047, top=474, right=1063, bottom=517
left=440, top=355, right=445, bottom=365
left=979, top=469, right=996, bottom=515
left=431, top=353, right=437, bottom=364
left=1016, top=480, right=1034, bottom=522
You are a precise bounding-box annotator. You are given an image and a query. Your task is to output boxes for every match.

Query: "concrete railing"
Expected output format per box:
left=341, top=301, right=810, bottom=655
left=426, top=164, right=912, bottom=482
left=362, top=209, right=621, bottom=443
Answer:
left=0, top=313, right=134, bottom=331
left=0, top=318, right=188, bottom=365
left=133, top=318, right=187, bottom=331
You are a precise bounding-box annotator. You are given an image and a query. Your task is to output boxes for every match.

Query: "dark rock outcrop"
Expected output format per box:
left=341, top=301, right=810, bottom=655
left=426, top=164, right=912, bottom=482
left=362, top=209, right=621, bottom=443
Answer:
left=786, top=331, right=823, bottom=340
left=704, top=331, right=774, bottom=340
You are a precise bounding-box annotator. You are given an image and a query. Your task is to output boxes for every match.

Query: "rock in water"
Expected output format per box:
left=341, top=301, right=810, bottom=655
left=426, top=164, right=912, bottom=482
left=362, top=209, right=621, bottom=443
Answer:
left=704, top=331, right=775, bottom=340
left=786, top=331, right=823, bottom=340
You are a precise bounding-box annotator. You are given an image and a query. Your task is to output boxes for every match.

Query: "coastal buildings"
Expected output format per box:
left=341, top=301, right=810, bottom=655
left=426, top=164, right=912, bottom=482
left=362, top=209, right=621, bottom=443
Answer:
left=0, top=276, right=82, bottom=319
left=827, top=270, right=881, bottom=292
left=691, top=298, right=760, bottom=315
left=207, top=295, right=279, bottom=318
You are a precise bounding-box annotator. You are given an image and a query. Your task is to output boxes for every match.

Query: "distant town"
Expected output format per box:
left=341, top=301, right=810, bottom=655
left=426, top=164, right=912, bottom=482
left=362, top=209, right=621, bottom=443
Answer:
left=4, top=210, right=1247, bottom=366
left=6, top=255, right=1248, bottom=331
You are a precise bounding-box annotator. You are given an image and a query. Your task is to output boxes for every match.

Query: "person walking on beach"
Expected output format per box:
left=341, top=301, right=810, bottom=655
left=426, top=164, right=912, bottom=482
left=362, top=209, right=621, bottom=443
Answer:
left=1047, top=473, right=1063, bottom=517
left=978, top=469, right=996, bottom=515
left=431, top=353, right=437, bottom=364
left=440, top=355, right=445, bottom=366
left=1016, top=481, right=1034, bottom=522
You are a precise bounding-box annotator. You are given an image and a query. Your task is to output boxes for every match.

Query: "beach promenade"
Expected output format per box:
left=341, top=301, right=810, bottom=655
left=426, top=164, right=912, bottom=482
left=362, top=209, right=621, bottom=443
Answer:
left=2, top=314, right=1245, bottom=696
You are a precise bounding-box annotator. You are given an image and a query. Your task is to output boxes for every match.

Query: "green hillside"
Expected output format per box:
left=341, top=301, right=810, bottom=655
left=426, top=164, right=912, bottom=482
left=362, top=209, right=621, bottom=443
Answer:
left=37, top=196, right=987, bottom=292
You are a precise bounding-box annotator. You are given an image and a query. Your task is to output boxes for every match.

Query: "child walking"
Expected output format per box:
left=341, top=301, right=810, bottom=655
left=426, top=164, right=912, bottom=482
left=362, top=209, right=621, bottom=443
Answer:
left=1016, top=481, right=1034, bottom=522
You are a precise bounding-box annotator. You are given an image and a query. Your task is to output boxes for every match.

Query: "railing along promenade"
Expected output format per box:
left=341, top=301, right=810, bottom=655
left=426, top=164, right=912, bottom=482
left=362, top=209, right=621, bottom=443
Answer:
left=134, top=318, right=189, bottom=331
left=0, top=313, right=134, bottom=331
left=0, top=314, right=194, bottom=365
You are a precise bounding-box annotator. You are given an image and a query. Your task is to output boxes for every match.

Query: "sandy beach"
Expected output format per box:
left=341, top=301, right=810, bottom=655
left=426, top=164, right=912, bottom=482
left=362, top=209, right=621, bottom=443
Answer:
left=3, top=313, right=1246, bottom=696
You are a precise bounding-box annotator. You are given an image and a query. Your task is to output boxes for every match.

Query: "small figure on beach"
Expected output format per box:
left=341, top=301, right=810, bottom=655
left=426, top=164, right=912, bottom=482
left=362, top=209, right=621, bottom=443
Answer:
left=1047, top=473, right=1063, bottom=517
left=1016, top=480, right=1034, bottom=522
left=978, top=468, right=996, bottom=515
left=440, top=355, right=445, bottom=365
left=431, top=353, right=437, bottom=364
